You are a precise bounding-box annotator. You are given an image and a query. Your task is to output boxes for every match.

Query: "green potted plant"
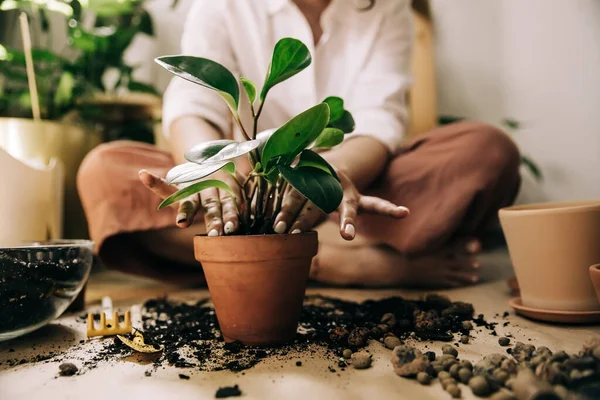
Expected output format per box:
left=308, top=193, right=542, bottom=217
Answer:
left=155, top=37, right=355, bottom=346
left=0, top=0, right=163, bottom=238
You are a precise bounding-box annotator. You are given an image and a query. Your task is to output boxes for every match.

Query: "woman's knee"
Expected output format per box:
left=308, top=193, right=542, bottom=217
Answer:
left=458, top=122, right=521, bottom=179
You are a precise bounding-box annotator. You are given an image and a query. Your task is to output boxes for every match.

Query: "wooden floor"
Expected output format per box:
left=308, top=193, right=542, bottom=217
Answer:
left=1, top=249, right=599, bottom=400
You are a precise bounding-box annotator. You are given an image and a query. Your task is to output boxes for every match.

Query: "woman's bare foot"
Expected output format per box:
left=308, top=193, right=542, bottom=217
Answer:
left=310, top=238, right=482, bottom=289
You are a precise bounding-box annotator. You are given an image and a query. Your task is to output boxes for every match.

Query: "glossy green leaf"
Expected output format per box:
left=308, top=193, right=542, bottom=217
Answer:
left=312, top=127, right=344, bottom=149
left=322, top=96, right=344, bottom=122
left=503, top=118, right=521, bottom=130
left=521, top=155, right=543, bottom=181
left=155, top=55, right=239, bottom=115
left=53, top=71, right=75, bottom=107
left=185, top=140, right=236, bottom=164
left=222, top=161, right=236, bottom=176
left=260, top=38, right=311, bottom=101
left=261, top=103, right=330, bottom=170
left=296, top=150, right=339, bottom=181
left=165, top=161, right=232, bottom=185
left=203, top=140, right=261, bottom=164
left=158, top=179, right=234, bottom=210
left=240, top=77, right=256, bottom=105
left=279, top=166, right=342, bottom=214
left=328, top=110, right=355, bottom=134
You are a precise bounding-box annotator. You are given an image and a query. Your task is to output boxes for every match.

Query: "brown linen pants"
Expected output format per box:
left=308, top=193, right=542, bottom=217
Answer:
left=77, top=121, right=521, bottom=282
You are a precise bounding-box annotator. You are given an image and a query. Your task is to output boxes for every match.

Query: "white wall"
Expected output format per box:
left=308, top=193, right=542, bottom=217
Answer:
left=431, top=0, right=600, bottom=203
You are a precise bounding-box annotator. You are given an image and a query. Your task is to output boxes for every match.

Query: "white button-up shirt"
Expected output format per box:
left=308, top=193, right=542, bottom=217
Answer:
left=162, top=0, right=413, bottom=153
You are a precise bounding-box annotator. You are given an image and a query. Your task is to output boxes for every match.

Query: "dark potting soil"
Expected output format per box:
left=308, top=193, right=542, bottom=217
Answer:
left=215, top=384, right=242, bottom=398
left=85, top=294, right=479, bottom=373
left=0, top=246, right=92, bottom=333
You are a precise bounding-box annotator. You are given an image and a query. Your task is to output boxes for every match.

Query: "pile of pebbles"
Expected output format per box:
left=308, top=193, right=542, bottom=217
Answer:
left=391, top=340, right=600, bottom=399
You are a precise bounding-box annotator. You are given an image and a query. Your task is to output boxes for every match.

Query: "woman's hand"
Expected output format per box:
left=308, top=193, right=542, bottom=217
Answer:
left=272, top=168, right=409, bottom=240
left=139, top=169, right=241, bottom=236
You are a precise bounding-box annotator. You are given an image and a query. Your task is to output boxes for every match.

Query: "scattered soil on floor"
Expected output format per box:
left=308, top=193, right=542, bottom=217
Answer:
left=83, top=294, right=479, bottom=373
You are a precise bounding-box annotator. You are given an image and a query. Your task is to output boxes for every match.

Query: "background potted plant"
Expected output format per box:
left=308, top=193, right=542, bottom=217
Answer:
left=0, top=0, right=164, bottom=238
left=154, top=37, right=355, bottom=346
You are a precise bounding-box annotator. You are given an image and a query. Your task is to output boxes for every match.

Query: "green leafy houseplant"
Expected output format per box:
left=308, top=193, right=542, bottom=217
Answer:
left=155, top=37, right=356, bottom=235
left=0, top=0, right=161, bottom=140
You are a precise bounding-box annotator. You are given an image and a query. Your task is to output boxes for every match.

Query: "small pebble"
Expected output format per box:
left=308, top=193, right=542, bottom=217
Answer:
left=498, top=337, right=511, bottom=346
left=342, top=349, right=352, bottom=359
left=381, top=313, right=397, bottom=327
left=446, top=384, right=461, bottom=398
left=433, top=363, right=444, bottom=374
left=296, top=361, right=302, bottom=367
left=377, top=324, right=390, bottom=333
left=351, top=352, right=372, bottom=369
left=438, top=371, right=451, bottom=380
left=416, top=371, right=431, bottom=385
left=179, top=374, right=190, bottom=380
left=443, top=358, right=457, bottom=371
left=569, top=369, right=582, bottom=380
left=424, top=351, right=436, bottom=362
left=592, top=346, right=600, bottom=361
left=442, top=345, right=458, bottom=357
left=553, top=385, right=569, bottom=399
left=460, top=335, right=469, bottom=344
left=490, top=389, right=516, bottom=400
left=384, top=336, right=402, bottom=350
left=441, top=377, right=455, bottom=389
left=469, top=375, right=491, bottom=397
left=505, top=378, right=515, bottom=390
left=459, top=360, right=473, bottom=370
left=58, top=363, right=78, bottom=377
left=449, top=364, right=461, bottom=379
left=458, top=367, right=472, bottom=384
left=462, top=321, right=474, bottom=330
left=501, top=359, right=516, bottom=373
left=581, top=369, right=595, bottom=378
left=144, top=371, right=152, bottom=377
left=493, top=369, right=509, bottom=383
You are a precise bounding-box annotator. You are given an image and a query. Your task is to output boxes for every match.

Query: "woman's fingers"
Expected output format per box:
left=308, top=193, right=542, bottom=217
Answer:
left=273, top=187, right=307, bottom=234
left=339, top=192, right=359, bottom=241
left=358, top=196, right=410, bottom=218
left=139, top=169, right=176, bottom=199
left=140, top=169, right=201, bottom=228
left=220, top=187, right=239, bottom=235
left=176, top=195, right=200, bottom=228
left=201, top=187, right=223, bottom=236
left=288, top=201, right=325, bottom=234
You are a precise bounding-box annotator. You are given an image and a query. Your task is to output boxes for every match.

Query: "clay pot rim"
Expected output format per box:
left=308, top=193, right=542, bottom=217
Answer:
left=499, top=200, right=600, bottom=217
left=194, top=231, right=317, bottom=239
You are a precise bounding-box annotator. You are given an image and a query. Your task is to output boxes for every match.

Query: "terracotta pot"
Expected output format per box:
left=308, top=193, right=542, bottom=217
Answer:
left=194, top=232, right=318, bottom=346
left=499, top=201, right=600, bottom=312
left=590, top=264, right=600, bottom=304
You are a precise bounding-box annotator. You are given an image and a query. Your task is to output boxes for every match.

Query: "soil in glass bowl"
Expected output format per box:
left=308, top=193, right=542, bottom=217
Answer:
left=0, top=240, right=93, bottom=340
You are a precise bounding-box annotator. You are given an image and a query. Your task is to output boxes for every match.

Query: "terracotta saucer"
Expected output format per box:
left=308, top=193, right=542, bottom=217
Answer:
left=509, top=297, right=600, bottom=324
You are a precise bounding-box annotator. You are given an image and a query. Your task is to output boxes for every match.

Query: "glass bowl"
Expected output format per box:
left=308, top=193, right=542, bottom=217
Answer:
left=0, top=240, right=93, bottom=342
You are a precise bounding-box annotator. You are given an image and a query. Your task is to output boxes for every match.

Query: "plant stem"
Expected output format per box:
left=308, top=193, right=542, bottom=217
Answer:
left=247, top=179, right=258, bottom=230
left=232, top=114, right=251, bottom=142
left=272, top=179, right=287, bottom=221
left=254, top=176, right=266, bottom=230
left=252, top=100, right=265, bottom=140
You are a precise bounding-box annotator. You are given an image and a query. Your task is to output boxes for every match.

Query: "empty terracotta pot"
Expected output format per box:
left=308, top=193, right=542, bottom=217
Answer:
left=194, top=232, right=318, bottom=346
left=590, top=264, right=600, bottom=304
left=499, top=201, right=600, bottom=312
